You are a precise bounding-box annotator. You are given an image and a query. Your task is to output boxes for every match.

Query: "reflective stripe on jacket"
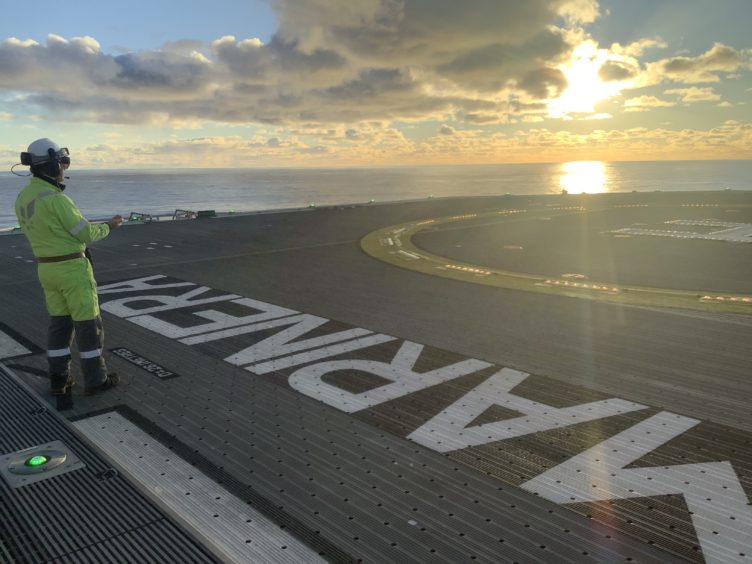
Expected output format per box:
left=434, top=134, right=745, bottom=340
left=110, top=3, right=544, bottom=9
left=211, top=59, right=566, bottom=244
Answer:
left=15, top=176, right=110, bottom=257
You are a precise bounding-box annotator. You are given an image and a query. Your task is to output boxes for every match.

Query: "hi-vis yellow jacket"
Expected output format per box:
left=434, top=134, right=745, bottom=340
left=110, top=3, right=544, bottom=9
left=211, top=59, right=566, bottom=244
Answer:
left=15, top=177, right=110, bottom=257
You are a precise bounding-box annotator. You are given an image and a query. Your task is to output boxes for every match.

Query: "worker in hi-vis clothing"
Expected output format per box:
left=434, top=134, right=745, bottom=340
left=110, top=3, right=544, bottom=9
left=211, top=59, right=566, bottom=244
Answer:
left=14, top=138, right=123, bottom=396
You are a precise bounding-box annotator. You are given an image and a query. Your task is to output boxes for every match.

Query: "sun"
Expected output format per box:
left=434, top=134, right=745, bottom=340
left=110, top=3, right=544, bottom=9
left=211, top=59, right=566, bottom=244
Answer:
left=548, top=42, right=626, bottom=118
left=559, top=161, right=608, bottom=194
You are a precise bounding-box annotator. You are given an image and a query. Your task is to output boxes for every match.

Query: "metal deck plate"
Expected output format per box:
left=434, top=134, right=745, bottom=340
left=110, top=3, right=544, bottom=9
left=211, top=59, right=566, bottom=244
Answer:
left=74, top=412, right=324, bottom=563
left=2, top=191, right=750, bottom=563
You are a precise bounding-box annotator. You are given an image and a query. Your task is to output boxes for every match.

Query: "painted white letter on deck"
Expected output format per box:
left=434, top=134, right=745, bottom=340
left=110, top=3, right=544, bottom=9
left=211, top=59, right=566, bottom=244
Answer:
left=289, top=341, right=492, bottom=413
left=224, top=314, right=372, bottom=366
left=408, top=368, right=647, bottom=452
left=130, top=298, right=299, bottom=339
left=98, top=274, right=195, bottom=295
left=522, top=411, right=752, bottom=564
left=101, top=286, right=239, bottom=318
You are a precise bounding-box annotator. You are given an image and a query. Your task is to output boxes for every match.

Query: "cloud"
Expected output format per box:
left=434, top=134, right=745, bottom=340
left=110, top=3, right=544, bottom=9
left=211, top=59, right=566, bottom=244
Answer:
left=425, top=120, right=752, bottom=162
left=0, top=111, right=11, bottom=120
left=645, top=43, right=749, bottom=85
left=665, top=86, right=721, bottom=103
left=598, top=60, right=638, bottom=82
left=109, top=51, right=213, bottom=97
left=610, top=38, right=667, bottom=58
left=0, top=1, right=599, bottom=127
left=3, top=116, right=743, bottom=171
left=439, top=124, right=455, bottom=135
left=623, top=95, right=675, bottom=112
left=274, top=0, right=592, bottom=61
left=161, top=39, right=208, bottom=55
left=556, top=0, right=600, bottom=24
left=0, top=35, right=117, bottom=93
left=517, top=66, right=568, bottom=98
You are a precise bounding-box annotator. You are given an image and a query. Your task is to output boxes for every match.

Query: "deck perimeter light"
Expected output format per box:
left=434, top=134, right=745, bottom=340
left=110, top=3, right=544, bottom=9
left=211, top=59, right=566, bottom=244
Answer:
left=1, top=442, right=83, bottom=487
left=25, top=455, right=49, bottom=467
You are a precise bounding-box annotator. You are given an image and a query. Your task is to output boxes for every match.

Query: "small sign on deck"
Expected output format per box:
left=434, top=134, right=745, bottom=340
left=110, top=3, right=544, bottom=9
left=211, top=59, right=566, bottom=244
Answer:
left=110, top=347, right=178, bottom=379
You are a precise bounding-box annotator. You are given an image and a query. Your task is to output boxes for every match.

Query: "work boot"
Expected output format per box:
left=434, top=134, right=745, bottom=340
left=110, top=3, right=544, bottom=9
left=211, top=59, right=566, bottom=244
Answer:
left=84, top=372, right=119, bottom=396
left=50, top=372, right=74, bottom=395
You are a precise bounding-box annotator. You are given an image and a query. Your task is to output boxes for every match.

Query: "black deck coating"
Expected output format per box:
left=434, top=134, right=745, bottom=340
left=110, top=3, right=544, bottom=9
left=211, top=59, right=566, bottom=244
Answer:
left=2, top=191, right=750, bottom=563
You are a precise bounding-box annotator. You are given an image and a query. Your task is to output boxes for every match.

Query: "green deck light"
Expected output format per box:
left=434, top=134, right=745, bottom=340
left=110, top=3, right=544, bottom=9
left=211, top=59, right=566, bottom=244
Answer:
left=25, top=455, right=49, bottom=467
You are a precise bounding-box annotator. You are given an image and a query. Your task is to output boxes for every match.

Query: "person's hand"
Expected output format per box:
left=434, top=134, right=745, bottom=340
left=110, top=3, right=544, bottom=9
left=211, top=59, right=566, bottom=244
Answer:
left=107, top=215, right=124, bottom=230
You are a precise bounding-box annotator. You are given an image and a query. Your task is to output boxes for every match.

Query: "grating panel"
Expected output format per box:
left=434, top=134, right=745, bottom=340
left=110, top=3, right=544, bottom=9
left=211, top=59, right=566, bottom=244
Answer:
left=74, top=412, right=326, bottom=563
left=0, top=363, right=218, bottom=563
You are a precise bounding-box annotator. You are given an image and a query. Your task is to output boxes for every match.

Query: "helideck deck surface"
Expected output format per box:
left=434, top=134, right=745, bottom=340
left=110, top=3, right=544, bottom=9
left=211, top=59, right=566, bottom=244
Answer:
left=1, top=191, right=751, bottom=563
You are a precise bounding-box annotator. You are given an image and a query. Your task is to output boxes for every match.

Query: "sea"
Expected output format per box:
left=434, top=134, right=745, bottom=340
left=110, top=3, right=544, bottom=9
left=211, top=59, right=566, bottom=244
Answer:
left=1, top=160, right=750, bottom=228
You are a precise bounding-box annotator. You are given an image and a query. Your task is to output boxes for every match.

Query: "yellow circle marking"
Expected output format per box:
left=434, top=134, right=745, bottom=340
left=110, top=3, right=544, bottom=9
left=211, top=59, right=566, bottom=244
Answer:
left=361, top=206, right=752, bottom=314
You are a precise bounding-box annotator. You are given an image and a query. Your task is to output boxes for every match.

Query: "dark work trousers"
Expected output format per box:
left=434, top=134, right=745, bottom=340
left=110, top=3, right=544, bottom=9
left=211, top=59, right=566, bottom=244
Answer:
left=47, top=315, right=108, bottom=388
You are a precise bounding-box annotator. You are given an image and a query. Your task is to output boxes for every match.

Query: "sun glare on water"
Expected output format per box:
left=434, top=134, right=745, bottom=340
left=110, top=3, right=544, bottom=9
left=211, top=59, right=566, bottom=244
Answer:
left=548, top=42, right=626, bottom=117
left=559, top=161, right=608, bottom=194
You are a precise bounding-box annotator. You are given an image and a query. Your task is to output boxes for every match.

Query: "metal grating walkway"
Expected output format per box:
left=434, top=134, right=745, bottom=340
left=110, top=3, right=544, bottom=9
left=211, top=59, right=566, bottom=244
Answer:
left=0, top=363, right=218, bottom=564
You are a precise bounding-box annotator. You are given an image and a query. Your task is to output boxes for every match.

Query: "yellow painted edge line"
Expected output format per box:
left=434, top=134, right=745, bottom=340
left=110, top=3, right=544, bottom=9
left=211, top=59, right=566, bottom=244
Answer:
left=361, top=207, right=752, bottom=314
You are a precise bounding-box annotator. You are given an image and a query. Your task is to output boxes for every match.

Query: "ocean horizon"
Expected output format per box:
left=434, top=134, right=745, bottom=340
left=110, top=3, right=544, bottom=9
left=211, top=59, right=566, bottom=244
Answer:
left=1, top=159, right=750, bottom=228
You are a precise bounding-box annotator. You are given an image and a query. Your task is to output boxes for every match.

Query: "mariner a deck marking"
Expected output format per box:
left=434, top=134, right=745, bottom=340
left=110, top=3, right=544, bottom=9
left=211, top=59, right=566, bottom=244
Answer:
left=74, top=412, right=324, bottom=564
left=97, top=274, right=752, bottom=563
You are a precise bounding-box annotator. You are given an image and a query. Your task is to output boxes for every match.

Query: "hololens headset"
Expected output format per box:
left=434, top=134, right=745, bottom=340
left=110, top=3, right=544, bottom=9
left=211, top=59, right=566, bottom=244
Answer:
left=12, top=147, right=70, bottom=179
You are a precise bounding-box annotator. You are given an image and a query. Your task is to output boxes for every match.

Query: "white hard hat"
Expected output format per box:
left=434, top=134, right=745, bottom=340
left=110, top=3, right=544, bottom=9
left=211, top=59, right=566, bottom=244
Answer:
left=26, top=138, right=69, bottom=164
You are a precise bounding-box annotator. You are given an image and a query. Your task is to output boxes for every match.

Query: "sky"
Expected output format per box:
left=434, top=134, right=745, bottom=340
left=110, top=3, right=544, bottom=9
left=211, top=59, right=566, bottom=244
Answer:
left=0, top=0, right=750, bottom=169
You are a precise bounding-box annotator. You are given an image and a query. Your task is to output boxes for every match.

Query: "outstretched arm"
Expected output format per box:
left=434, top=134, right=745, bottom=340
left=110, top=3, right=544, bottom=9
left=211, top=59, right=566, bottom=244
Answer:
left=52, top=194, right=112, bottom=243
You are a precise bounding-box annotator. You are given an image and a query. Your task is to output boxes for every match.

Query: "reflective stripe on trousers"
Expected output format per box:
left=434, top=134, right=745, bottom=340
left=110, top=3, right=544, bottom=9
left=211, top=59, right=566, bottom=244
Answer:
left=48, top=315, right=108, bottom=388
